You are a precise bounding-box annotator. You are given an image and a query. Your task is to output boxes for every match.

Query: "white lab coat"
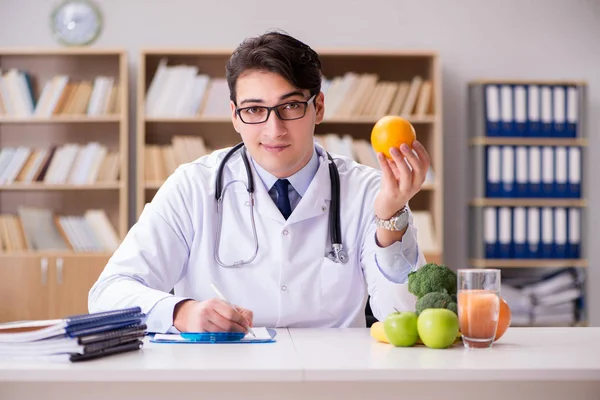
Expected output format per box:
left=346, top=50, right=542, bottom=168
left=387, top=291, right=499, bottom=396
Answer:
left=88, top=142, right=426, bottom=332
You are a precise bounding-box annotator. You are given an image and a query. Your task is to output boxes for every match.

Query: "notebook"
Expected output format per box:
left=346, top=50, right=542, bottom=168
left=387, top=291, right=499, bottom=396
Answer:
left=150, top=327, right=276, bottom=344
left=0, top=307, right=145, bottom=343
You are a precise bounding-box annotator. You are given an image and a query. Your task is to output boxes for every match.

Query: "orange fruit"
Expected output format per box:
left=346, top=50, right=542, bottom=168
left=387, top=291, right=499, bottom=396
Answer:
left=370, top=116, right=416, bottom=158
left=494, top=297, right=511, bottom=341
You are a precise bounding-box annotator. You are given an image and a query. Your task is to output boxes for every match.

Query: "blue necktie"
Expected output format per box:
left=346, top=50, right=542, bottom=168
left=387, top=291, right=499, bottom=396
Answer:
left=273, top=179, right=292, bottom=219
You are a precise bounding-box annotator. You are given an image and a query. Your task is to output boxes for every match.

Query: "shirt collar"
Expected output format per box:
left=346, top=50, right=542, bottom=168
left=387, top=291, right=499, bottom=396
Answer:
left=251, top=146, right=319, bottom=196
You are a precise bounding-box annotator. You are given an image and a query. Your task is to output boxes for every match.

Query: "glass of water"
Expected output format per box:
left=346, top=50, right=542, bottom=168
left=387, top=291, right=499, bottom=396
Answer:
left=457, top=269, right=501, bottom=349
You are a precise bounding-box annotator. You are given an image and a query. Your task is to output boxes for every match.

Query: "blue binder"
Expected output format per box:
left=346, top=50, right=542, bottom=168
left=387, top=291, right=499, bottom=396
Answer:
left=485, top=84, right=501, bottom=136
left=527, top=85, right=541, bottom=137
left=566, top=85, right=579, bottom=138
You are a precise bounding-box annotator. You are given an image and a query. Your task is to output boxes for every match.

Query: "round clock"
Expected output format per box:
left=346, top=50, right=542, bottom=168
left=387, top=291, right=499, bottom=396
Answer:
left=51, top=0, right=103, bottom=46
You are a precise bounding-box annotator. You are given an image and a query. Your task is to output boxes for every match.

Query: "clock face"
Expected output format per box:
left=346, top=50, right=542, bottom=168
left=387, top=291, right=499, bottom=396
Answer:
left=51, top=0, right=102, bottom=46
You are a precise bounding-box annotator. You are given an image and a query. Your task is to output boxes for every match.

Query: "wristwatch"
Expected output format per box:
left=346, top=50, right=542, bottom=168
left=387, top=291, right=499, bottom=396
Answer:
left=375, top=206, right=410, bottom=231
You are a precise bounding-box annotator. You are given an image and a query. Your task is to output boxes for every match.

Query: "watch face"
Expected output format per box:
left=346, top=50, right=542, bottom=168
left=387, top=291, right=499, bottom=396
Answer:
left=51, top=0, right=102, bottom=46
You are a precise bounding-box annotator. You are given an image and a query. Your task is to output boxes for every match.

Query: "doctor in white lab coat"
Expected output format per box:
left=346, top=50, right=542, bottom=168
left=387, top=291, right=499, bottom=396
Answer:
left=88, top=31, right=431, bottom=334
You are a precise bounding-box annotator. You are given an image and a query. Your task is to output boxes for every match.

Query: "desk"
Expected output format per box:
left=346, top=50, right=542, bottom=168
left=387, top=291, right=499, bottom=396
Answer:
left=0, top=327, right=599, bottom=400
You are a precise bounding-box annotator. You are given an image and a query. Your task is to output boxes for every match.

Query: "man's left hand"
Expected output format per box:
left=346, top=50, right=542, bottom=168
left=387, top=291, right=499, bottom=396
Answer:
left=374, top=140, right=431, bottom=222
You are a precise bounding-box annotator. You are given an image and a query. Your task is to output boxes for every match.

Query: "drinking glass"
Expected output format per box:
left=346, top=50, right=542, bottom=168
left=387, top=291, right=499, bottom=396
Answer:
left=457, top=269, right=501, bottom=349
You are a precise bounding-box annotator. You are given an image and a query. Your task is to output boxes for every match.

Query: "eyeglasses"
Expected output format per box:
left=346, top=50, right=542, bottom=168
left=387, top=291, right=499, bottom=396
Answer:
left=236, top=95, right=316, bottom=124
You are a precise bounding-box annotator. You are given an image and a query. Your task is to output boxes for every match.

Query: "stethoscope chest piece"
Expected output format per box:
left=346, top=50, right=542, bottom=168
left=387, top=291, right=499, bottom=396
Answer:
left=326, top=243, right=349, bottom=264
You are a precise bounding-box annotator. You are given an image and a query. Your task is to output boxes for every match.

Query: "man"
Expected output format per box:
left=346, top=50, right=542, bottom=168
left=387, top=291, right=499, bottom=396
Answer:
left=88, top=31, right=430, bottom=334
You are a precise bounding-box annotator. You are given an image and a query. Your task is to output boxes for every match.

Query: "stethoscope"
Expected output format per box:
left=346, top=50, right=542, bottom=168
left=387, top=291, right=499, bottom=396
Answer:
left=214, top=142, right=349, bottom=268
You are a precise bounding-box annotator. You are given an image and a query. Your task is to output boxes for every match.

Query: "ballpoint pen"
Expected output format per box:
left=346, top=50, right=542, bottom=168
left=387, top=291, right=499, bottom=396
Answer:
left=209, top=282, right=256, bottom=337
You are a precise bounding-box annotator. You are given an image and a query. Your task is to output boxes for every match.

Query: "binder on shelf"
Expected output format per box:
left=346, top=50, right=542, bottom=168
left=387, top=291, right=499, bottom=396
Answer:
left=568, top=147, right=581, bottom=198
left=513, top=207, right=527, bottom=258
left=500, top=84, right=514, bottom=136
left=484, top=84, right=501, bottom=137
left=484, top=207, right=498, bottom=258
left=554, top=147, right=568, bottom=197
left=554, top=207, right=568, bottom=258
left=566, top=85, right=579, bottom=138
left=528, top=146, right=542, bottom=197
left=514, top=85, right=527, bottom=136
left=527, top=207, right=541, bottom=259
left=552, top=86, right=566, bottom=136
left=515, top=146, right=528, bottom=197
left=541, top=207, right=554, bottom=258
left=501, top=146, right=515, bottom=197
left=541, top=146, right=555, bottom=198
left=568, top=208, right=581, bottom=258
left=486, top=145, right=501, bottom=197
left=527, top=85, right=541, bottom=137
left=540, top=85, right=553, bottom=137
left=498, top=207, right=512, bottom=258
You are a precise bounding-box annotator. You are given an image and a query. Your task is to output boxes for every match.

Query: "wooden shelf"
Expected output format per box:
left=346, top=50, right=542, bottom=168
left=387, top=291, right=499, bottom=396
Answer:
left=0, top=251, right=115, bottom=258
left=0, top=115, right=121, bottom=123
left=0, top=182, right=122, bottom=191
left=469, top=79, right=588, bottom=86
left=469, top=137, right=587, bottom=147
left=144, top=115, right=436, bottom=124
left=469, top=258, right=588, bottom=268
left=470, top=198, right=586, bottom=207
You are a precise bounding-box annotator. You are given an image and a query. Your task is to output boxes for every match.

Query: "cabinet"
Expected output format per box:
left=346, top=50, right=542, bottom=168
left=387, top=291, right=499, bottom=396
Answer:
left=0, top=253, right=108, bottom=322
left=467, top=80, right=588, bottom=326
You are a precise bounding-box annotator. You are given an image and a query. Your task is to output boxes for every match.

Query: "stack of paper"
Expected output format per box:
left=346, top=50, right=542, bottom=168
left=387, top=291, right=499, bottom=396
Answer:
left=0, top=307, right=146, bottom=362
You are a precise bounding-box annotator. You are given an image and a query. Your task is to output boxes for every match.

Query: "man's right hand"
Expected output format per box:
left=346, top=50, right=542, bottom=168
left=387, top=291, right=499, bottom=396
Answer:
left=173, top=298, right=254, bottom=333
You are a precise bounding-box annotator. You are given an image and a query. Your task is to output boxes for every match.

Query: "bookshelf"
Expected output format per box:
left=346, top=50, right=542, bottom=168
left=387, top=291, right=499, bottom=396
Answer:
left=0, top=48, right=128, bottom=322
left=138, top=48, right=444, bottom=264
left=467, top=79, right=588, bottom=327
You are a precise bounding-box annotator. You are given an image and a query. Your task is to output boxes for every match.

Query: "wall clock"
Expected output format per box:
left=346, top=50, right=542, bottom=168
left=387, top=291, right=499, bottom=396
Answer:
left=51, top=0, right=103, bottom=46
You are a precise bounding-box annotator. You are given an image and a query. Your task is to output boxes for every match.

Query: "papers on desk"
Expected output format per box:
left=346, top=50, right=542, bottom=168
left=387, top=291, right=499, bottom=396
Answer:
left=501, top=268, right=584, bottom=326
left=0, top=307, right=147, bottom=362
left=151, top=327, right=276, bottom=344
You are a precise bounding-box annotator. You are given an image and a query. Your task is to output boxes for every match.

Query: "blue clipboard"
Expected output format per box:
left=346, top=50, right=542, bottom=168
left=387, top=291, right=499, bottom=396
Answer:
left=149, top=328, right=277, bottom=344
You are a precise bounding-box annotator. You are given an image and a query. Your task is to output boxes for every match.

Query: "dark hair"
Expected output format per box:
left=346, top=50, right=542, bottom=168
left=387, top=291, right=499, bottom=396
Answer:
left=226, top=31, right=322, bottom=104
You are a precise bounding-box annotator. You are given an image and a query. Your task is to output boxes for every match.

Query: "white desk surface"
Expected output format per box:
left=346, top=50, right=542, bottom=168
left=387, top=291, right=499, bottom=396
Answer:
left=0, top=327, right=599, bottom=383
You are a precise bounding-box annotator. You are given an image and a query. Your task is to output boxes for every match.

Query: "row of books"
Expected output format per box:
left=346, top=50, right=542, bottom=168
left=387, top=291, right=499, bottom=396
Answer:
left=484, top=83, right=580, bottom=138
left=0, top=70, right=120, bottom=118
left=0, top=207, right=120, bottom=253
left=0, top=144, right=120, bottom=185
left=501, top=268, right=584, bottom=326
left=321, top=74, right=432, bottom=119
left=314, top=133, right=436, bottom=183
left=144, top=135, right=211, bottom=182
left=485, top=145, right=582, bottom=198
left=483, top=206, right=581, bottom=259
left=0, top=307, right=145, bottom=362
left=143, top=58, right=435, bottom=120
left=145, top=59, right=229, bottom=117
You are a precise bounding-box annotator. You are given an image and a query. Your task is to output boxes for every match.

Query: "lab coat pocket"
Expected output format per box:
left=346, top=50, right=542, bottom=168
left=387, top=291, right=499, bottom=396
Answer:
left=319, top=253, right=360, bottom=319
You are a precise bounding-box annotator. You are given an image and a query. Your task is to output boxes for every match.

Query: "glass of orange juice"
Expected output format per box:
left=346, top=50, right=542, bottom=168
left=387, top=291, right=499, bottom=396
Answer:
left=457, top=269, right=501, bottom=349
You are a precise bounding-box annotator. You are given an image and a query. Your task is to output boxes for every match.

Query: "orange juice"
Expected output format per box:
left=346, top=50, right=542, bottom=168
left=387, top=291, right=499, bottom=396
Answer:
left=457, top=289, right=500, bottom=348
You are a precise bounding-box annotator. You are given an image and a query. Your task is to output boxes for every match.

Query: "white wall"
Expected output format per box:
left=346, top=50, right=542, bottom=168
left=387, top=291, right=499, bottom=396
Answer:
left=1, top=0, right=599, bottom=325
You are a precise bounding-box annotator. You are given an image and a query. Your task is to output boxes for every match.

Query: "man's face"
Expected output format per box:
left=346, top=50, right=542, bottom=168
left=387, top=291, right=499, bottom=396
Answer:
left=231, top=70, right=324, bottom=178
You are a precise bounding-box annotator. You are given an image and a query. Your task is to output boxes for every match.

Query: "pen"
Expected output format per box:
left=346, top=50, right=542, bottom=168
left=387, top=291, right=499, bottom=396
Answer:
left=209, top=282, right=256, bottom=337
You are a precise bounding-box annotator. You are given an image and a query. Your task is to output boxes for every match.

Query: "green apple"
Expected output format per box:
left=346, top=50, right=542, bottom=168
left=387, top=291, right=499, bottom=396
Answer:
left=417, top=308, right=459, bottom=349
left=383, top=311, right=418, bottom=347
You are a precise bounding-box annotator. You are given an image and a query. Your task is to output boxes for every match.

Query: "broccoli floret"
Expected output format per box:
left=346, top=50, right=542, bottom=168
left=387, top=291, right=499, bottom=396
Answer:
left=408, top=263, right=457, bottom=298
left=415, top=291, right=458, bottom=315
